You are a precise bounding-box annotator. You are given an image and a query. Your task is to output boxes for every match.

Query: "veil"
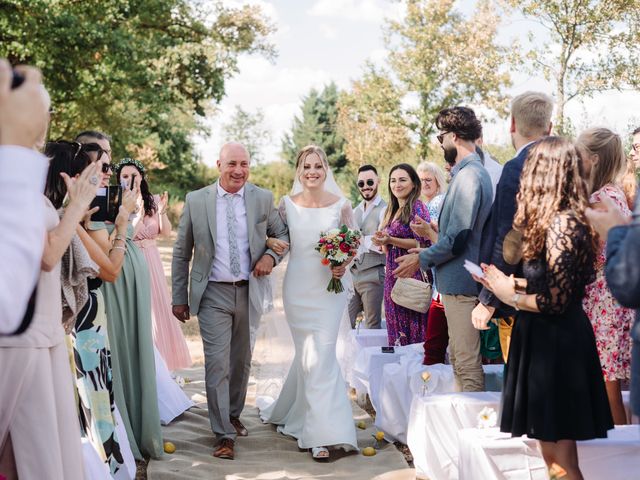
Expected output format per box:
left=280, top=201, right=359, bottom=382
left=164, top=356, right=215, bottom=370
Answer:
left=289, top=168, right=346, bottom=198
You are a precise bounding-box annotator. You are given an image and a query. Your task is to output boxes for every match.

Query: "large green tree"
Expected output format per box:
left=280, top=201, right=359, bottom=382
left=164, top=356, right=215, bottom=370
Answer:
left=337, top=64, right=414, bottom=173
left=504, top=0, right=640, bottom=134
left=386, top=0, right=512, bottom=158
left=281, top=82, right=347, bottom=171
left=0, top=0, right=275, bottom=197
left=222, top=105, right=271, bottom=163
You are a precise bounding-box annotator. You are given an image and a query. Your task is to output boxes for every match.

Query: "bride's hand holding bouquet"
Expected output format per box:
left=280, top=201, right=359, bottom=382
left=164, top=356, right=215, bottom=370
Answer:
left=316, top=225, right=361, bottom=293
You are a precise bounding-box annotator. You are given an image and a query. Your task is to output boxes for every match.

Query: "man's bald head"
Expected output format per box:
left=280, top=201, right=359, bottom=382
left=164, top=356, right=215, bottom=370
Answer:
left=217, top=142, right=250, bottom=193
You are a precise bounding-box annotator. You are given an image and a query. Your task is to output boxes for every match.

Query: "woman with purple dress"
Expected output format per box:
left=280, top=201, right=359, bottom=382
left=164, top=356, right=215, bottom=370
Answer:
left=373, top=163, right=431, bottom=346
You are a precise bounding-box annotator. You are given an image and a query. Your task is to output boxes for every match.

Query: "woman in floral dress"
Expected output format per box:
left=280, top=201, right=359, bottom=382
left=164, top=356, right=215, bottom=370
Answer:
left=578, top=127, right=634, bottom=425
left=373, top=163, right=431, bottom=346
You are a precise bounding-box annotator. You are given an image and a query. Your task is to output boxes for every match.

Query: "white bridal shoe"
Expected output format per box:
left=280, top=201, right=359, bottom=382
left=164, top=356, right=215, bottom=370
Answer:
left=311, top=446, right=329, bottom=460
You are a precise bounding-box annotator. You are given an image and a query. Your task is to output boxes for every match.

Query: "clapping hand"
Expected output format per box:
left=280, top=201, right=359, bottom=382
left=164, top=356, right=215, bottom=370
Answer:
left=473, top=264, right=515, bottom=305
left=585, top=195, right=630, bottom=239
left=371, top=230, right=389, bottom=247
left=60, top=161, right=102, bottom=210
left=410, top=215, right=432, bottom=238
left=158, top=191, right=169, bottom=213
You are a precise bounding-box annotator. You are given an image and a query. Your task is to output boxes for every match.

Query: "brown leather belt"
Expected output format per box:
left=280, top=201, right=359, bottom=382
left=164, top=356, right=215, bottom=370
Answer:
left=215, top=280, right=249, bottom=287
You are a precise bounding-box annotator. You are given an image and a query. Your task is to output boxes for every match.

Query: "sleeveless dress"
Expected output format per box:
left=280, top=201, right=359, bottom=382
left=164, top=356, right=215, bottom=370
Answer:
left=500, top=213, right=613, bottom=441
left=260, top=196, right=358, bottom=451
left=91, top=222, right=164, bottom=460
left=133, top=201, right=192, bottom=371
left=582, top=184, right=634, bottom=381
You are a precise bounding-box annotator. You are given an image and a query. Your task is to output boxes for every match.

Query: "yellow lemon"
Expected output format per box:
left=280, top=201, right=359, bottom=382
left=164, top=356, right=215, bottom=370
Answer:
left=375, top=431, right=385, bottom=441
left=356, top=421, right=366, bottom=429
left=362, top=447, right=376, bottom=456
left=164, top=441, right=176, bottom=454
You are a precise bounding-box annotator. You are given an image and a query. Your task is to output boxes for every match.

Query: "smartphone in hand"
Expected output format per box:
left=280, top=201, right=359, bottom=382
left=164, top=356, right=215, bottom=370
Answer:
left=90, top=186, right=123, bottom=223
left=464, top=259, right=485, bottom=279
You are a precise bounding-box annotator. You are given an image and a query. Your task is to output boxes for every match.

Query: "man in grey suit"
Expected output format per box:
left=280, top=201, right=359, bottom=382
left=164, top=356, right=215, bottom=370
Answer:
left=394, top=107, right=493, bottom=392
left=171, top=142, right=288, bottom=460
left=348, top=164, right=387, bottom=329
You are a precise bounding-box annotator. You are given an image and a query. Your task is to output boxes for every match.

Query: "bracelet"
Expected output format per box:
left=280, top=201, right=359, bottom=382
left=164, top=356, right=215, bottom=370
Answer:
left=110, top=246, right=127, bottom=253
left=114, top=234, right=125, bottom=241
left=113, top=237, right=126, bottom=245
left=511, top=293, right=521, bottom=311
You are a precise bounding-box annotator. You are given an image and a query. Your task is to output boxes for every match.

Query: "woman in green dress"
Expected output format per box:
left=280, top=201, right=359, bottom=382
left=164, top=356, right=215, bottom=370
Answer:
left=86, top=152, right=163, bottom=460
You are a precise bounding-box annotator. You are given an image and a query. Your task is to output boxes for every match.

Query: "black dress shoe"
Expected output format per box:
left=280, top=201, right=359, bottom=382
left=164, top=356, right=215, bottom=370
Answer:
left=230, top=416, right=248, bottom=436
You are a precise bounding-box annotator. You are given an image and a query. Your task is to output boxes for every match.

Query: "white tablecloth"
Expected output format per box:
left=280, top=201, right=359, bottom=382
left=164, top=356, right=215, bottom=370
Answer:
left=408, top=391, right=502, bottom=480
left=377, top=364, right=504, bottom=443
left=351, top=342, right=423, bottom=411
left=458, top=425, right=640, bottom=480
left=337, top=328, right=389, bottom=387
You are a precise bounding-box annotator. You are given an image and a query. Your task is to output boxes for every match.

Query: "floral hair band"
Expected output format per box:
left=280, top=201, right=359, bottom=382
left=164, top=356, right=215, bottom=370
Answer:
left=116, top=157, right=146, bottom=175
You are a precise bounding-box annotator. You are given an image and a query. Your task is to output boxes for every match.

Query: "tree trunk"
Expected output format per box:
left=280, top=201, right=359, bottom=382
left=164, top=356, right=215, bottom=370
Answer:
left=555, top=57, right=567, bottom=135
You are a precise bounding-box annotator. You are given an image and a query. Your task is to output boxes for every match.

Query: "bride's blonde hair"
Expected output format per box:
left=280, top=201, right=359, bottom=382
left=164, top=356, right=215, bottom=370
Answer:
left=294, top=145, right=329, bottom=181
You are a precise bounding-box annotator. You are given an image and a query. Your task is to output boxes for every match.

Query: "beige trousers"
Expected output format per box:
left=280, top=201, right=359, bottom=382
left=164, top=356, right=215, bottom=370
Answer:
left=441, top=294, right=484, bottom=392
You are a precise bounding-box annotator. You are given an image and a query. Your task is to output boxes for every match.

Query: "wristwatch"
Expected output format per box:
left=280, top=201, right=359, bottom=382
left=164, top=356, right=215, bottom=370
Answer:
left=511, top=293, right=521, bottom=311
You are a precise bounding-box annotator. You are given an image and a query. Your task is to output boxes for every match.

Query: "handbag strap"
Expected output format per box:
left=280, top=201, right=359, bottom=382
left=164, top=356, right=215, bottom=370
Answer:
left=419, top=269, right=431, bottom=285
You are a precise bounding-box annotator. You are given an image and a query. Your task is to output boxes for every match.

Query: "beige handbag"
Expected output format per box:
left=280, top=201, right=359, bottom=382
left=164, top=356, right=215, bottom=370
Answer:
left=391, top=270, right=432, bottom=313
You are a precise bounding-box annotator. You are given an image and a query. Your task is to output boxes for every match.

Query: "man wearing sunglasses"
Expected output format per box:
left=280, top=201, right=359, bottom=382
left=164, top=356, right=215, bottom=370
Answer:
left=348, top=164, right=387, bottom=329
left=75, top=130, right=113, bottom=187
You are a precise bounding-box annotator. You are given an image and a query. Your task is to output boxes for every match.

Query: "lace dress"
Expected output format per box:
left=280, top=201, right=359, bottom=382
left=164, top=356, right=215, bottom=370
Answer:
left=582, top=184, right=634, bottom=381
left=500, top=213, right=613, bottom=441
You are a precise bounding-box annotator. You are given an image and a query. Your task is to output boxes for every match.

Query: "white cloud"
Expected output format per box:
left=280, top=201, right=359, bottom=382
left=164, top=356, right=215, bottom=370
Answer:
left=308, top=0, right=403, bottom=23
left=319, top=23, right=338, bottom=40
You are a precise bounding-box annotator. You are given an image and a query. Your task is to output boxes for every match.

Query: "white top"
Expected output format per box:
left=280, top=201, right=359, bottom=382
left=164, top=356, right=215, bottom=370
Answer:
left=483, top=152, right=503, bottom=201
left=0, top=146, right=48, bottom=334
left=354, top=195, right=386, bottom=254
left=209, top=182, right=251, bottom=282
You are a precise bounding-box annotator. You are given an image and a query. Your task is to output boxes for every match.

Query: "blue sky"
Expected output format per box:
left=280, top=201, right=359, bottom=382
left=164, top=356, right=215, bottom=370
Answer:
left=195, top=0, right=640, bottom=165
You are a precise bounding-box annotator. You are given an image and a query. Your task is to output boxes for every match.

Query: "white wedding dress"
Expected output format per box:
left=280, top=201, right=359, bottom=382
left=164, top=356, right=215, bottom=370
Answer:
left=259, top=195, right=358, bottom=451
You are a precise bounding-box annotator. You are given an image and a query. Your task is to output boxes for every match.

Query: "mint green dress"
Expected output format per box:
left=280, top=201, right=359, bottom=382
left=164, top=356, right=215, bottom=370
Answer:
left=90, top=222, right=163, bottom=460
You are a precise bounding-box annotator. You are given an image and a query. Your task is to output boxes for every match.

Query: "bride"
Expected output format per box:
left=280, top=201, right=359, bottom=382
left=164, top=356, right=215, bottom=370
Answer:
left=259, top=145, right=358, bottom=460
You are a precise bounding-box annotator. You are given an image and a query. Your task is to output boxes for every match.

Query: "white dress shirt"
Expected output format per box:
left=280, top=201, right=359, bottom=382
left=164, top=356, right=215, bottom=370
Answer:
left=209, top=182, right=251, bottom=282
left=483, top=152, right=504, bottom=201
left=354, top=195, right=386, bottom=254
left=0, top=146, right=48, bottom=334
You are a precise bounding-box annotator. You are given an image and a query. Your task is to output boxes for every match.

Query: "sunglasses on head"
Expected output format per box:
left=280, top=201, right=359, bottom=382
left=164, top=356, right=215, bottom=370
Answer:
left=357, top=179, right=375, bottom=188
left=82, top=142, right=111, bottom=162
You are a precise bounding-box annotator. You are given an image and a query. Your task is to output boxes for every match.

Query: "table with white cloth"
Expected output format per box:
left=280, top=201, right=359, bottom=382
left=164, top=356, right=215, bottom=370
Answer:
left=377, top=363, right=503, bottom=444
left=337, top=327, right=389, bottom=387
left=350, top=342, right=424, bottom=411
left=458, top=425, right=640, bottom=480
left=407, top=391, right=502, bottom=480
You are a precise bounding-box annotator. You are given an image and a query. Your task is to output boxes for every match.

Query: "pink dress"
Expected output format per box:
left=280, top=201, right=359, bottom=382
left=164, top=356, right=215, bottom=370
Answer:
left=134, top=201, right=192, bottom=371
left=582, top=184, right=634, bottom=381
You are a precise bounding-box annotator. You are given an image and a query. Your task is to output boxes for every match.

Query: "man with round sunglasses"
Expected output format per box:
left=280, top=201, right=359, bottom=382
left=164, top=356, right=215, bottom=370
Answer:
left=348, top=164, right=387, bottom=329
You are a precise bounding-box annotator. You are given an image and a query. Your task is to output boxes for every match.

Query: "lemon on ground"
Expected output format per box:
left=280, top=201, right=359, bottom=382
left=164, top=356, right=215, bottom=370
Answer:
left=374, top=431, right=385, bottom=441
left=164, top=441, right=176, bottom=454
left=362, top=447, right=376, bottom=456
left=356, top=421, right=366, bottom=429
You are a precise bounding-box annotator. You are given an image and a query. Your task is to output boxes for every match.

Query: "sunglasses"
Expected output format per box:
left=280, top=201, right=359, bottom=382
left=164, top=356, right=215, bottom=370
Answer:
left=82, top=142, right=112, bottom=162
left=357, top=179, right=375, bottom=188
left=436, top=131, right=451, bottom=144
left=53, top=140, right=83, bottom=161
left=101, top=162, right=114, bottom=174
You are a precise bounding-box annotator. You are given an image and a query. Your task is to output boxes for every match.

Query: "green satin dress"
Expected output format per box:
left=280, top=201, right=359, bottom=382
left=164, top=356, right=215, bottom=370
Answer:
left=91, top=222, right=163, bottom=460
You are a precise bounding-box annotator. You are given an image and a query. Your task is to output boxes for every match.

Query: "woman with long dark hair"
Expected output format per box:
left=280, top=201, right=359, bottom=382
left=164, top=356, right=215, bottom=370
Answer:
left=373, top=163, right=431, bottom=346
left=117, top=158, right=192, bottom=371
left=476, top=137, right=613, bottom=479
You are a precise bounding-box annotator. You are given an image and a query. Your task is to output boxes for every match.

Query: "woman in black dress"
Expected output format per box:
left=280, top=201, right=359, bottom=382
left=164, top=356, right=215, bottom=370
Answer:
left=475, top=137, right=613, bottom=479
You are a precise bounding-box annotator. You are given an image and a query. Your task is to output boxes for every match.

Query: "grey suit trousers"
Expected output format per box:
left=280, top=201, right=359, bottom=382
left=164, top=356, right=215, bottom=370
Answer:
left=198, top=282, right=251, bottom=440
left=348, top=265, right=384, bottom=329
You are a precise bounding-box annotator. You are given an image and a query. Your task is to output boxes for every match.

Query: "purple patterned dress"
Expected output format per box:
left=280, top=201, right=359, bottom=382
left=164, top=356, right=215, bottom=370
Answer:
left=383, top=200, right=431, bottom=346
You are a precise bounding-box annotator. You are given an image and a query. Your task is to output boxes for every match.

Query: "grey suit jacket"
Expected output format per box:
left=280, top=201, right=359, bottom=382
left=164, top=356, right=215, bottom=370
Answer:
left=171, top=181, right=289, bottom=315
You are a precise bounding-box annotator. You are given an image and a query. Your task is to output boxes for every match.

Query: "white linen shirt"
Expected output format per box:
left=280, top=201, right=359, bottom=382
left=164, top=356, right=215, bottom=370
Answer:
left=354, top=195, right=386, bottom=254
left=0, top=146, right=48, bottom=333
left=209, top=182, right=251, bottom=282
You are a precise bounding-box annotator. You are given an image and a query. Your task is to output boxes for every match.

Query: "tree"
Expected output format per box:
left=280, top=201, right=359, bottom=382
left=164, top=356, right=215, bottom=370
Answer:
left=250, top=161, right=296, bottom=203
left=281, top=82, right=347, bottom=171
left=385, top=0, right=512, bottom=158
left=0, top=0, right=276, bottom=197
left=222, top=105, right=272, bottom=163
left=337, top=64, right=414, bottom=172
left=504, top=0, right=640, bottom=135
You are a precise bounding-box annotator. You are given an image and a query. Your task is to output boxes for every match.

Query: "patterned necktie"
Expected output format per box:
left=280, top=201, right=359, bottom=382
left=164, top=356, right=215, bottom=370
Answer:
left=225, top=193, right=241, bottom=277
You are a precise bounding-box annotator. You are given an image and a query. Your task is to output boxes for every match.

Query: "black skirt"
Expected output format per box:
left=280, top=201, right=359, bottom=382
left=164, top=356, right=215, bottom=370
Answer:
left=500, top=301, right=614, bottom=441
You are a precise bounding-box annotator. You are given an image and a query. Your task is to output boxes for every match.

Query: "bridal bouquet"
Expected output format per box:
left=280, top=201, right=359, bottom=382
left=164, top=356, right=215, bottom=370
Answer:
left=316, top=225, right=361, bottom=293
